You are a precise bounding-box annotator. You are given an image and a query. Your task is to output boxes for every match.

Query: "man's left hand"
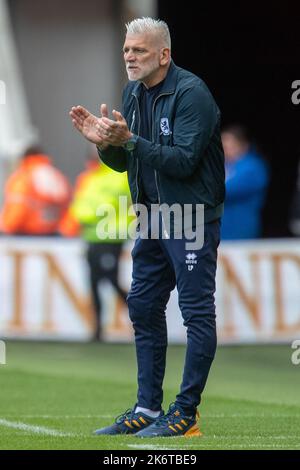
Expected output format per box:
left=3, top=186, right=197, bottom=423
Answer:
left=97, top=108, right=132, bottom=147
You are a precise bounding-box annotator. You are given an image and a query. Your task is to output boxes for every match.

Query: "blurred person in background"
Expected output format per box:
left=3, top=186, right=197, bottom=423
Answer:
left=289, top=158, right=300, bottom=236
left=0, top=146, right=71, bottom=236
left=59, top=149, right=131, bottom=341
left=221, top=125, right=269, bottom=240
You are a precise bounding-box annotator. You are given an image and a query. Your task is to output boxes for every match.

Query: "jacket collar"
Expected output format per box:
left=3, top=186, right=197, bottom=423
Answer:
left=131, top=60, right=178, bottom=98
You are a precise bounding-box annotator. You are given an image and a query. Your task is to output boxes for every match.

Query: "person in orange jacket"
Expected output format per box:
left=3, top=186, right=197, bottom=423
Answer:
left=0, top=146, right=71, bottom=235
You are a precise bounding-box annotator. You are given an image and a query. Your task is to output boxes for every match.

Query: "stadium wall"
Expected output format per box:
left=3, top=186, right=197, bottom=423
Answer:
left=1, top=237, right=300, bottom=344
left=8, top=0, right=122, bottom=182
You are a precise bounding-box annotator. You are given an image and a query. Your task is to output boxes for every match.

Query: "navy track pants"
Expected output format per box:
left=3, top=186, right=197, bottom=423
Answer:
left=126, top=219, right=220, bottom=415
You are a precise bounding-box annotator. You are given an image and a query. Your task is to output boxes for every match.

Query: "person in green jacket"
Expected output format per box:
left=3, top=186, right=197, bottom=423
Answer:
left=60, top=151, right=132, bottom=340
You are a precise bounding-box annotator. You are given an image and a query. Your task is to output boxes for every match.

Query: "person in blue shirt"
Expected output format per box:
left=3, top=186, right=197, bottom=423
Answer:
left=221, top=125, right=269, bottom=240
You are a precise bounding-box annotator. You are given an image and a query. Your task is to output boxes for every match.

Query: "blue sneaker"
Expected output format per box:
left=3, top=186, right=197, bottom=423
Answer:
left=135, top=403, right=202, bottom=438
left=94, top=406, right=164, bottom=435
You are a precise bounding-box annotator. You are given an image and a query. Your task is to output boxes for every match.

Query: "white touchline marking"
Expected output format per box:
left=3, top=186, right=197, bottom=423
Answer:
left=0, top=418, right=74, bottom=437
left=5, top=413, right=300, bottom=421
left=226, top=444, right=300, bottom=449
left=2, top=413, right=299, bottom=419
left=128, top=444, right=188, bottom=450
left=128, top=443, right=300, bottom=450
left=201, top=413, right=300, bottom=418
left=0, top=414, right=113, bottom=419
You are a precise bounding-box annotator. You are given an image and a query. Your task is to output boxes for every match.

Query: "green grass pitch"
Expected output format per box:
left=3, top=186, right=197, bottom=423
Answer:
left=0, top=341, right=299, bottom=450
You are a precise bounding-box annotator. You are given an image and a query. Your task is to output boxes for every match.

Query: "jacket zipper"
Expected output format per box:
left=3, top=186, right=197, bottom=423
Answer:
left=132, top=95, right=141, bottom=206
left=152, top=92, right=173, bottom=238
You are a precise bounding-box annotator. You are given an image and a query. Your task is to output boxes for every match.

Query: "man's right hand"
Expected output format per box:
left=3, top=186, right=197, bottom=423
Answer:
left=69, top=105, right=109, bottom=148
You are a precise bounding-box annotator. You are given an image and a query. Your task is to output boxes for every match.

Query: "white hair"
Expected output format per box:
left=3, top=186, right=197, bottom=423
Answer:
left=125, top=17, right=171, bottom=49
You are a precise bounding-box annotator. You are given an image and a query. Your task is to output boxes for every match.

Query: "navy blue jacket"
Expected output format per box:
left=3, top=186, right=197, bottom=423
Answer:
left=98, top=61, right=225, bottom=223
